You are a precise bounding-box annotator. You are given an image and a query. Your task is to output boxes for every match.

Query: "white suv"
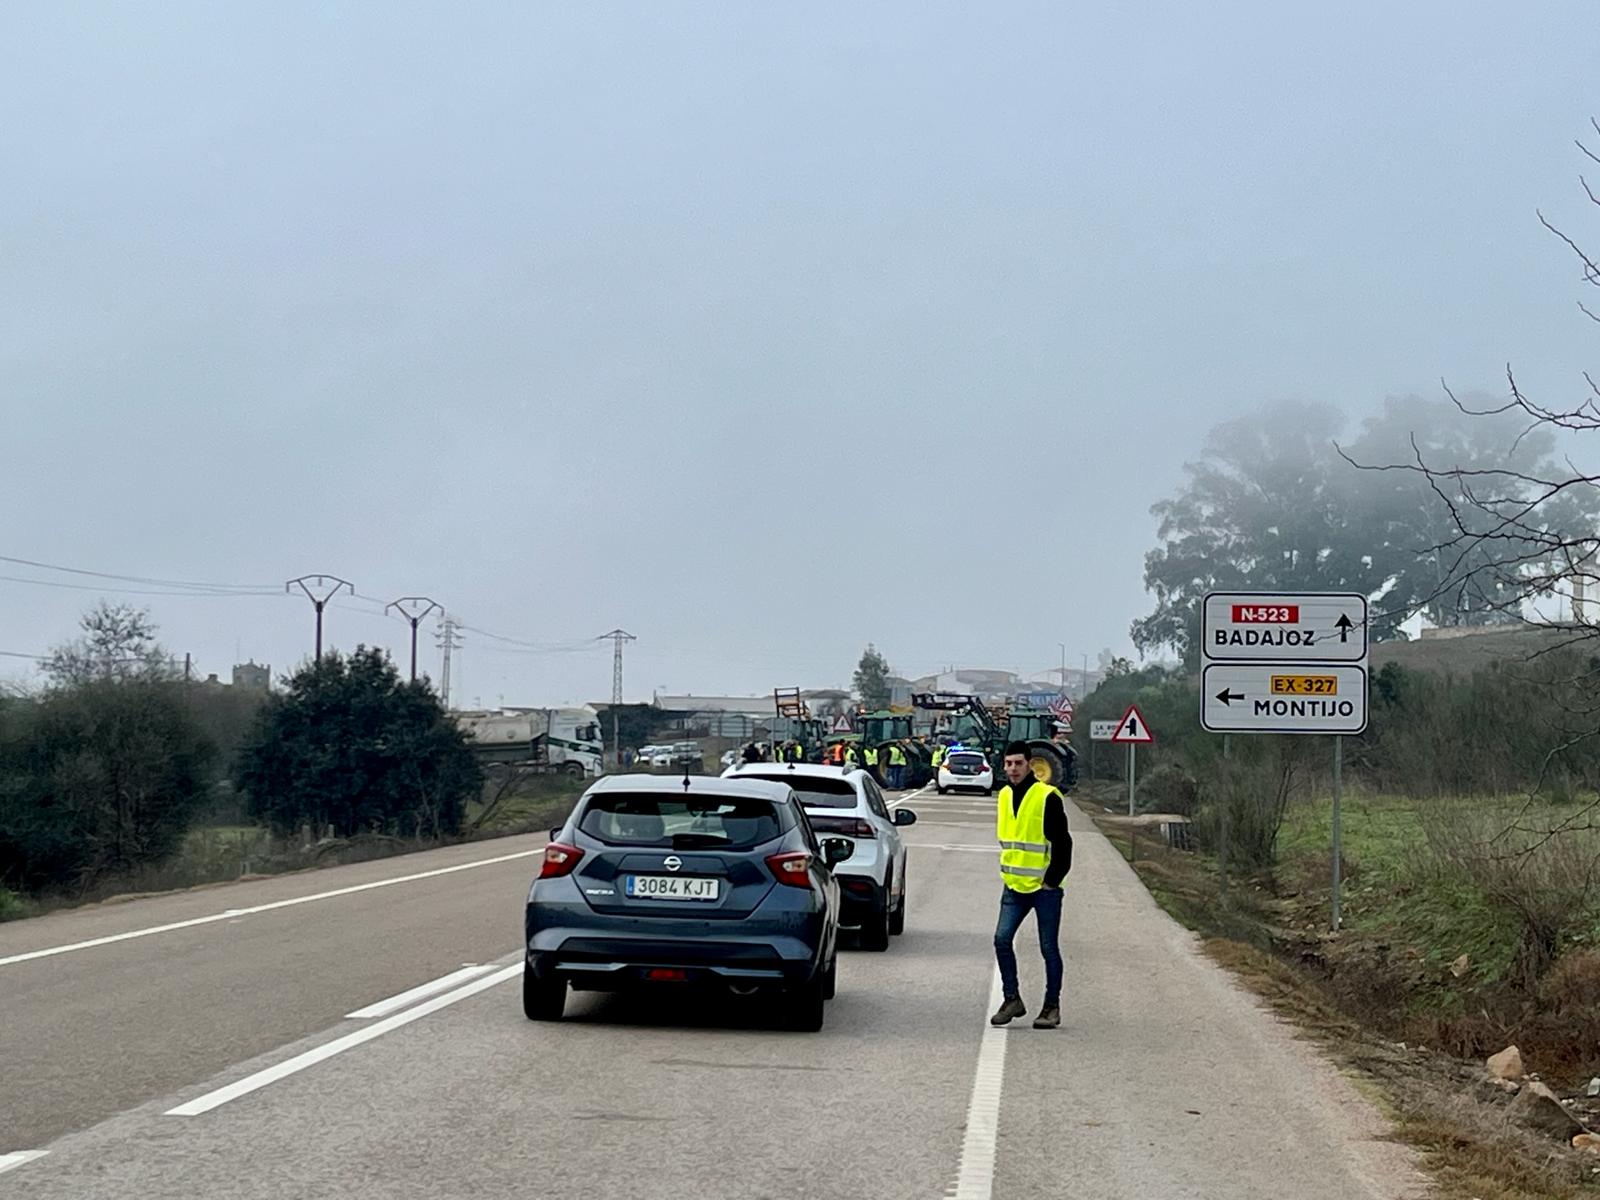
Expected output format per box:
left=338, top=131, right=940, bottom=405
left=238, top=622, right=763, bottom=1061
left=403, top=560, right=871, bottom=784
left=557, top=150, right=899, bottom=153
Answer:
left=722, top=761, right=916, bottom=949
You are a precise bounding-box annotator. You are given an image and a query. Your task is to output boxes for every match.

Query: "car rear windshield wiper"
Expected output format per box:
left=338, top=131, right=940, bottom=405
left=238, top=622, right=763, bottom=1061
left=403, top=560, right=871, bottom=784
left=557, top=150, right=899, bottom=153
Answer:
left=670, top=833, right=732, bottom=849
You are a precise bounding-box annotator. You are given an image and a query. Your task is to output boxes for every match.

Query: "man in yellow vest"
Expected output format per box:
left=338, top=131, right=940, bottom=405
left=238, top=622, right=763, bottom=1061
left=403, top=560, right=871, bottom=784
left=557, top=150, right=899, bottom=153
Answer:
left=862, top=744, right=879, bottom=781
left=990, top=741, right=1072, bottom=1030
left=886, top=742, right=908, bottom=790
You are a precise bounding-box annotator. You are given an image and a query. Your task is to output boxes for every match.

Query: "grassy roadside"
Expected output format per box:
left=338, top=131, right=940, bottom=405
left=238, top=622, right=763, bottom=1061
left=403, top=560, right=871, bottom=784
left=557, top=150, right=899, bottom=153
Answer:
left=0, top=776, right=592, bottom=923
left=1079, top=781, right=1600, bottom=1200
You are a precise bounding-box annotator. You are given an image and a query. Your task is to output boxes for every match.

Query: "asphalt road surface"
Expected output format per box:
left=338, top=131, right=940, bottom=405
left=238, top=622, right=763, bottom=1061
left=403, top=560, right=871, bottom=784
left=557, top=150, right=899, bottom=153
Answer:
left=0, top=785, right=1426, bottom=1199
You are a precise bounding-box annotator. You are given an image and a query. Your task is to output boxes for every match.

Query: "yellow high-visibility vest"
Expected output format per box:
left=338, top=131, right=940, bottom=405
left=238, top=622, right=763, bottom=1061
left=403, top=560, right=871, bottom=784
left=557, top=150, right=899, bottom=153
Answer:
left=888, top=744, right=907, bottom=766
left=931, top=746, right=946, bottom=768
left=997, top=780, right=1058, bottom=894
left=863, top=747, right=879, bottom=766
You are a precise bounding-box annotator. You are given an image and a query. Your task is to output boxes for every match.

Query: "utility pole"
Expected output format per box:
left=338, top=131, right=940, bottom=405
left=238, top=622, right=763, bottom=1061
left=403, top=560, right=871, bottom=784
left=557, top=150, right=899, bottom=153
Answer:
left=436, top=614, right=463, bottom=709
left=596, top=629, right=637, bottom=768
left=1058, top=643, right=1066, bottom=692
left=285, top=575, right=353, bottom=661
left=386, top=596, right=442, bottom=682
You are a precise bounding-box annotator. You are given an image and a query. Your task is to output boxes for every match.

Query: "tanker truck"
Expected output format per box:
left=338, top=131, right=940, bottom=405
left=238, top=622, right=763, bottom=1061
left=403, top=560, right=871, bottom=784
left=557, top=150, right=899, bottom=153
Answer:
left=454, top=705, right=605, bottom=777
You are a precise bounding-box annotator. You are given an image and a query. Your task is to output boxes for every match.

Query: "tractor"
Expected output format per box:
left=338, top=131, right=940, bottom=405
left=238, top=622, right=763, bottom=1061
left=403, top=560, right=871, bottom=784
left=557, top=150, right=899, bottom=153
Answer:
left=912, top=692, right=1077, bottom=790
left=855, top=709, right=934, bottom=788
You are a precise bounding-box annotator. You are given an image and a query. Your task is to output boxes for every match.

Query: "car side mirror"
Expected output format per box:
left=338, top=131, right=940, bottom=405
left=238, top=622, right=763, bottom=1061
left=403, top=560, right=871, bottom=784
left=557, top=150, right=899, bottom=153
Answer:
left=892, top=808, right=918, bottom=827
left=549, top=827, right=563, bottom=841
left=820, top=837, right=854, bottom=867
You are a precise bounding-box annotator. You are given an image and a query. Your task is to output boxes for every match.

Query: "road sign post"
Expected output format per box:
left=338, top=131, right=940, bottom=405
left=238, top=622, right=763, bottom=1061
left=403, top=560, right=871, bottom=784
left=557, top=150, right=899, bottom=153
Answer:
left=1331, top=735, right=1343, bottom=930
left=1202, top=591, right=1368, bottom=931
left=1111, top=705, right=1154, bottom=817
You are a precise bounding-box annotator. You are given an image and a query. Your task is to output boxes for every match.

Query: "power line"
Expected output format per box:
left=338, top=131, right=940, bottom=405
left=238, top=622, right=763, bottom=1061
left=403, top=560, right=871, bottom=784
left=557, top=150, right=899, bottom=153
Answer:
left=0, top=573, right=279, bottom=598
left=0, top=553, right=276, bottom=592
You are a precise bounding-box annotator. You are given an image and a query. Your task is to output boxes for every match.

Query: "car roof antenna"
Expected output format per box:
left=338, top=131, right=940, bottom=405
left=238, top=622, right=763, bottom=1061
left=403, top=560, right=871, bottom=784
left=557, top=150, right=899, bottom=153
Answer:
left=682, top=765, right=692, bottom=791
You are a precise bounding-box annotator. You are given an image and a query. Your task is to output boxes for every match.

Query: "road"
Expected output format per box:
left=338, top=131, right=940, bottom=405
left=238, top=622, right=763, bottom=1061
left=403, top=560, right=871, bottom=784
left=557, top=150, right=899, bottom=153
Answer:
left=0, top=784, right=1425, bottom=1199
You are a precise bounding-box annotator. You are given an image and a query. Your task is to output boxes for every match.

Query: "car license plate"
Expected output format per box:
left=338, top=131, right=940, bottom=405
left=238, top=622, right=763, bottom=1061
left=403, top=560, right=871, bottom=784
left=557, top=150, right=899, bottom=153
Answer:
left=624, top=875, right=721, bottom=901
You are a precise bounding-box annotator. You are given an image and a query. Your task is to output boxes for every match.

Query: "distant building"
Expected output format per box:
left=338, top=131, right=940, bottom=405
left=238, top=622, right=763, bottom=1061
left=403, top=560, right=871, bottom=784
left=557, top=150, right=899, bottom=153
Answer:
left=653, top=695, right=775, bottom=739
left=231, top=661, right=272, bottom=692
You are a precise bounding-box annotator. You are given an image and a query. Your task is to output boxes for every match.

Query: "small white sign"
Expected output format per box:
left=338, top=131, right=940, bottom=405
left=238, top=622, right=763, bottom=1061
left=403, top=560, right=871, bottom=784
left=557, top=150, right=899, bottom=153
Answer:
left=828, top=714, right=854, bottom=733
left=1203, top=592, right=1368, bottom=663
left=1089, top=720, right=1118, bottom=742
left=1201, top=663, right=1368, bottom=734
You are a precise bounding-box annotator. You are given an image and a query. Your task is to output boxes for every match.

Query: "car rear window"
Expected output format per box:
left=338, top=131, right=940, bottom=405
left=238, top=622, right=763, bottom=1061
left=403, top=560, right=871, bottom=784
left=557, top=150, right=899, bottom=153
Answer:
left=736, top=774, right=857, bottom=810
left=579, top=793, right=783, bottom=849
left=949, top=753, right=988, bottom=769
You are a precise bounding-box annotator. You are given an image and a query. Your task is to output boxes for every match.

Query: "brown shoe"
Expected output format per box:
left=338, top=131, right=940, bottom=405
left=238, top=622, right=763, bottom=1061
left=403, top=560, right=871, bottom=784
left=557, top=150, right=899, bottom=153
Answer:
left=989, top=997, right=1027, bottom=1026
left=1032, top=1005, right=1061, bottom=1029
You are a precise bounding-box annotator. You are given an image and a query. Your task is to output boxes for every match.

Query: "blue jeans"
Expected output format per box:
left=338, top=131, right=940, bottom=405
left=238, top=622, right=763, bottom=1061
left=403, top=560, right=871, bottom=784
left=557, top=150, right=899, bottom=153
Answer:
left=888, top=764, right=905, bottom=790
left=994, top=886, right=1063, bottom=1006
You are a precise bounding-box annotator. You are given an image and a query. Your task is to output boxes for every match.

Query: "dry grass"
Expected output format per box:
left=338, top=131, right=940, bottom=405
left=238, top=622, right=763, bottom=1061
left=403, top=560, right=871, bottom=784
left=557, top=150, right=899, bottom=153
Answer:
left=1084, top=799, right=1600, bottom=1200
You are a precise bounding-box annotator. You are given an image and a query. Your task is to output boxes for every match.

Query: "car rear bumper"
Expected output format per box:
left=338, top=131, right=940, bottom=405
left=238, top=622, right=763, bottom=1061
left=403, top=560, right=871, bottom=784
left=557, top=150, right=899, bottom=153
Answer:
left=834, top=875, right=889, bottom=925
left=526, top=907, right=829, bottom=989
left=938, top=771, right=993, bottom=791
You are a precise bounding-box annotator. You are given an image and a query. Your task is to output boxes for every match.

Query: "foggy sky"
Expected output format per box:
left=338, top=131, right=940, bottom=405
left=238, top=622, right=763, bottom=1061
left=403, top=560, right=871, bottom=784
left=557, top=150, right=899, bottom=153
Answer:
left=4, top=3, right=1599, bottom=705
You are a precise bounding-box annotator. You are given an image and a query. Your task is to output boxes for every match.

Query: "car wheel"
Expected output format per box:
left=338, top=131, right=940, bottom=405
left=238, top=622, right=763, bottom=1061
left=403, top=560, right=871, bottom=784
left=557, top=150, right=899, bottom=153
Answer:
left=821, top=953, right=837, bottom=1000
left=522, top=962, right=566, bottom=1021
left=783, top=970, right=827, bottom=1032
left=936, top=785, right=948, bottom=795
left=860, top=891, right=891, bottom=952
left=889, top=875, right=907, bottom=936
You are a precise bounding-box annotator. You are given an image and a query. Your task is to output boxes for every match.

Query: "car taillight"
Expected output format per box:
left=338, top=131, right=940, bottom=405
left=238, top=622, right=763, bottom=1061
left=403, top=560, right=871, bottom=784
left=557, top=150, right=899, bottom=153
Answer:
left=765, top=851, right=815, bottom=889
left=539, top=842, right=584, bottom=879
left=807, top=816, right=876, bottom=838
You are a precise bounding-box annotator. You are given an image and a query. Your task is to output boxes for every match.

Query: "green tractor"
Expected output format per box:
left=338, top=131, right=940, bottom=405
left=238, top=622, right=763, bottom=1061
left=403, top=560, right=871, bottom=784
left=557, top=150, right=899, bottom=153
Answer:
left=855, top=709, right=935, bottom=788
left=912, top=692, right=1077, bottom=791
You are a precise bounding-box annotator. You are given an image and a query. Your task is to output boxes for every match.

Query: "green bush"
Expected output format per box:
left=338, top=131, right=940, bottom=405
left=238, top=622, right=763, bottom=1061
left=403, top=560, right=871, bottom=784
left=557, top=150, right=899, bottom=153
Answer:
left=1137, top=764, right=1199, bottom=816
left=235, top=647, right=482, bottom=840
left=0, top=681, right=216, bottom=894
left=0, top=886, right=28, bottom=921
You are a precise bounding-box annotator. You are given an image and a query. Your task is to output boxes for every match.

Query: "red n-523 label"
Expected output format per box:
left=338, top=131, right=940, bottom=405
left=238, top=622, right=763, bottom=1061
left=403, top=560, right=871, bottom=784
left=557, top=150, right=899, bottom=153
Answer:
left=1232, top=604, right=1299, bottom=624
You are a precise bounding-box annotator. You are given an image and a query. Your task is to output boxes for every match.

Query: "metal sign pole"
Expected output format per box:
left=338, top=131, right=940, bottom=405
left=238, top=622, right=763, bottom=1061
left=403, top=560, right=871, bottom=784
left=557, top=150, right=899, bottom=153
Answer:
left=1127, top=743, right=1136, bottom=816
left=1331, top=735, right=1343, bottom=931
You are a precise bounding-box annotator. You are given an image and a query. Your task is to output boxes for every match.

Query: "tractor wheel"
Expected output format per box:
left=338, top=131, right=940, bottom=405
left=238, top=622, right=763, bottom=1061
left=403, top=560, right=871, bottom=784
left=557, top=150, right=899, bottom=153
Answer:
left=1028, top=745, right=1071, bottom=789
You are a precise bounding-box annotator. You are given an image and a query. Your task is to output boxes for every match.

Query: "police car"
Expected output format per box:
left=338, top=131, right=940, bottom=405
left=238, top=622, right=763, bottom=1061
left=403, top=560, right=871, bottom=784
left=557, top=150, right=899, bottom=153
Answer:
left=936, top=748, right=994, bottom=795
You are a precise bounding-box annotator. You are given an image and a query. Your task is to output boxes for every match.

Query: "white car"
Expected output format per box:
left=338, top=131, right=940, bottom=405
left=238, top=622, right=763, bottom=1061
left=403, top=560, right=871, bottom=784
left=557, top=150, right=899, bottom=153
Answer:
left=721, top=761, right=916, bottom=949
left=937, top=749, right=994, bottom=795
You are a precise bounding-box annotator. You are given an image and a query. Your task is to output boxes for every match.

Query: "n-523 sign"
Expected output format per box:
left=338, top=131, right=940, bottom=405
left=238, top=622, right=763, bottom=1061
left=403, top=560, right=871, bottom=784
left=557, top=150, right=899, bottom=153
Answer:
left=1202, top=592, right=1367, bottom=663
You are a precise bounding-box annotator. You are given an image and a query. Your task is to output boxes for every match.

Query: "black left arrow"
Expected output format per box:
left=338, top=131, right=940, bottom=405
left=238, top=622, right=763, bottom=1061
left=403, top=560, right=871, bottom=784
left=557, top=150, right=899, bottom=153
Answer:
left=1215, top=688, right=1246, bottom=706
left=1335, top=614, right=1354, bottom=643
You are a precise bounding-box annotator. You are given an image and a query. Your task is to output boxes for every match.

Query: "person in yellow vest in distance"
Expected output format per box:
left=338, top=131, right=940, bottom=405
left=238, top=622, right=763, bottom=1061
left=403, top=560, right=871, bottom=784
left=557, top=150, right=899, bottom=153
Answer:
left=886, top=741, right=908, bottom=790
left=930, top=741, right=947, bottom=772
left=862, top=744, right=879, bottom=781
left=990, top=740, right=1072, bottom=1030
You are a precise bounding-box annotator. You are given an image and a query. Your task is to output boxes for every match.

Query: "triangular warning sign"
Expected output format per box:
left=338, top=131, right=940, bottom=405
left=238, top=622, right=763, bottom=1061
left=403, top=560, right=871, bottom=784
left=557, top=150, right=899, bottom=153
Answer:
left=1111, top=703, right=1155, bottom=744
left=829, top=714, right=854, bottom=734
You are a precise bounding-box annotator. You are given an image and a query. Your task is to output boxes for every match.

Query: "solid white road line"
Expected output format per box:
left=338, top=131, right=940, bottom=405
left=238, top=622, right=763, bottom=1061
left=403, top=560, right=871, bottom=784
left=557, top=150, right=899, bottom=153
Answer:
left=947, top=967, right=1009, bottom=1200
left=0, top=1151, right=48, bottom=1175
left=167, top=963, right=521, bottom=1117
left=0, top=849, right=542, bottom=969
left=345, top=964, right=496, bottom=1019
